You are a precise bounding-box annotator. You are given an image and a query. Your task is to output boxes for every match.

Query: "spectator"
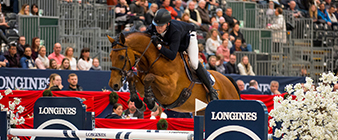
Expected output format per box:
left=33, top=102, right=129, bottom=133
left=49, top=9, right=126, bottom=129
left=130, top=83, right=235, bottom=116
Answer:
left=49, top=59, right=58, bottom=70
left=300, top=68, right=308, bottom=76
left=325, top=0, right=332, bottom=10
left=48, top=43, right=65, bottom=67
left=219, top=22, right=230, bottom=35
left=205, top=55, right=216, bottom=70
left=205, top=29, right=222, bottom=55
left=65, top=47, right=77, bottom=70
left=266, top=1, right=275, bottom=16
left=123, top=100, right=144, bottom=119
left=48, top=73, right=63, bottom=91
left=328, top=6, right=337, bottom=24
left=224, top=54, right=239, bottom=74
left=224, top=7, right=239, bottom=28
left=78, top=48, right=93, bottom=70
left=0, top=4, right=9, bottom=44
left=68, top=73, right=83, bottom=91
left=30, top=4, right=41, bottom=16
left=230, top=24, right=247, bottom=46
left=216, top=39, right=230, bottom=63
left=219, top=17, right=225, bottom=25
left=318, top=3, right=331, bottom=26
left=196, top=0, right=210, bottom=25
left=230, top=38, right=248, bottom=54
left=308, top=4, right=318, bottom=22
left=0, top=46, right=8, bottom=67
left=90, top=58, right=102, bottom=70
left=31, top=37, right=40, bottom=60
left=205, top=0, right=219, bottom=10
left=19, top=4, right=30, bottom=15
left=267, top=7, right=287, bottom=47
left=210, top=21, right=219, bottom=30
left=236, top=80, right=245, bottom=91
left=60, top=58, right=71, bottom=70
left=210, top=16, right=216, bottom=25
left=4, top=44, right=20, bottom=68
left=333, top=83, right=338, bottom=91
left=215, top=54, right=225, bottom=74
left=20, top=47, right=36, bottom=69
left=184, top=1, right=201, bottom=26
left=181, top=13, right=190, bottom=23
left=35, top=46, right=49, bottom=69
left=238, top=55, right=255, bottom=76
left=138, top=25, right=147, bottom=31
left=17, top=36, right=26, bottom=56
left=221, top=32, right=234, bottom=49
left=264, top=81, right=281, bottom=95
left=130, top=0, right=146, bottom=22
left=162, top=0, right=178, bottom=19
left=115, top=0, right=130, bottom=23
left=173, top=0, right=184, bottom=19
left=215, top=8, right=223, bottom=22
left=288, top=1, right=302, bottom=18
left=198, top=44, right=207, bottom=65
left=145, top=3, right=158, bottom=25
left=105, top=103, right=123, bottom=119
left=241, top=80, right=262, bottom=94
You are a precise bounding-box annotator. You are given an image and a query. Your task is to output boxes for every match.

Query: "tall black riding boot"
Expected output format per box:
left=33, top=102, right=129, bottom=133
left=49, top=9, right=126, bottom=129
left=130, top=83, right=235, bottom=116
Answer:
left=195, top=63, right=219, bottom=101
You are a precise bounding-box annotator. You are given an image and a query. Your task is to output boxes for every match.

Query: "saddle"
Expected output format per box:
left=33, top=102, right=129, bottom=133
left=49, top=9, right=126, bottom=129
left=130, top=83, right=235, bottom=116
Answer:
left=180, top=53, right=215, bottom=86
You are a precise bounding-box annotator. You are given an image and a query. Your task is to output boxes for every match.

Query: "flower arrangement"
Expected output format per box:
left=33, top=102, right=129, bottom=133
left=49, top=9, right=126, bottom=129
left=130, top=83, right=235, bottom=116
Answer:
left=0, top=88, right=25, bottom=126
left=269, top=72, right=338, bottom=140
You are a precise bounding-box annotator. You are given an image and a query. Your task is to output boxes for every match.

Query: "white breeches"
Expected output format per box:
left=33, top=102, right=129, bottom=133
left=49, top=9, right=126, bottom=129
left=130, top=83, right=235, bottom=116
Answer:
left=186, top=31, right=199, bottom=70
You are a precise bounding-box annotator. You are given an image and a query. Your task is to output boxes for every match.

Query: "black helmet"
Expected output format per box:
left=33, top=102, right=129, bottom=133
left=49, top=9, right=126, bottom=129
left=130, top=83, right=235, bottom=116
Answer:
left=152, top=9, right=171, bottom=26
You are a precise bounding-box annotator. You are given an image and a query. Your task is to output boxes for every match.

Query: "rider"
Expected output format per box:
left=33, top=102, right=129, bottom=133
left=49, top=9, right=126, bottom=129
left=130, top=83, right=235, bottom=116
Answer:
left=145, top=9, right=218, bottom=101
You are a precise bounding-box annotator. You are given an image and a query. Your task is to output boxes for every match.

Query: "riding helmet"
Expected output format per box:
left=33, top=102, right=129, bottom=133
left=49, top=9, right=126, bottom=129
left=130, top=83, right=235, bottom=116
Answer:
left=152, top=9, right=171, bottom=26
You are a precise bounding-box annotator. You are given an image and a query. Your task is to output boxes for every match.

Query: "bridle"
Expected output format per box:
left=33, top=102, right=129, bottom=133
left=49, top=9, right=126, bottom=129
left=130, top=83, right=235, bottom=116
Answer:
left=110, top=41, right=132, bottom=83
left=110, top=38, right=155, bottom=83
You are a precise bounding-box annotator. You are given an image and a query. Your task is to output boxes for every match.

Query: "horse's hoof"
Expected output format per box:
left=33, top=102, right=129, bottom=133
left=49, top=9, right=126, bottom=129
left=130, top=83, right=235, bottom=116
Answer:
left=149, top=103, right=158, bottom=112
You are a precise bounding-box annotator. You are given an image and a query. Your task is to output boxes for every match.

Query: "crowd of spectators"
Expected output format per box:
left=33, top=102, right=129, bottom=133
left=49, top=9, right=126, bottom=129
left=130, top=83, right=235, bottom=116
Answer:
left=0, top=36, right=101, bottom=71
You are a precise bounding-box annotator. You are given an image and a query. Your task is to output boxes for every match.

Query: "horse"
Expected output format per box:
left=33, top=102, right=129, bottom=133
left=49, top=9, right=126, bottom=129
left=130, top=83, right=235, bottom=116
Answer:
left=107, top=32, right=240, bottom=113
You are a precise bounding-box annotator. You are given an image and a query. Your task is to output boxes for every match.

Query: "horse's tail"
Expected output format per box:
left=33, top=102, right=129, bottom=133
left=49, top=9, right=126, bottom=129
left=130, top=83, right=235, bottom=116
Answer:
left=226, top=76, right=241, bottom=99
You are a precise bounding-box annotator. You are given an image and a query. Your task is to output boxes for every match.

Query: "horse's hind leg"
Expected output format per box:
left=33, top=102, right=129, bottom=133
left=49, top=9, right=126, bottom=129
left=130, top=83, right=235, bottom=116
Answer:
left=143, top=73, right=159, bottom=112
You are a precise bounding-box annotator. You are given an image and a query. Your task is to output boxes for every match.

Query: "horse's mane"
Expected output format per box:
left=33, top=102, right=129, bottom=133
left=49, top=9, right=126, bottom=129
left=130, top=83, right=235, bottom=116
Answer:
left=117, top=31, right=151, bottom=39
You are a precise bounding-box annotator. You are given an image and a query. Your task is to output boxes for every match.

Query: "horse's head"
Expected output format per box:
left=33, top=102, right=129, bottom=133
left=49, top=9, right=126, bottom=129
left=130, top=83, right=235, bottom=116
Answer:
left=107, top=33, right=136, bottom=91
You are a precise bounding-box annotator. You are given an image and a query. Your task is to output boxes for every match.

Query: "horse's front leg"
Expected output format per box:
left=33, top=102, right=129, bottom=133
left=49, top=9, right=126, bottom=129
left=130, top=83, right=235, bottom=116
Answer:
left=143, top=73, right=159, bottom=112
left=127, top=74, right=146, bottom=112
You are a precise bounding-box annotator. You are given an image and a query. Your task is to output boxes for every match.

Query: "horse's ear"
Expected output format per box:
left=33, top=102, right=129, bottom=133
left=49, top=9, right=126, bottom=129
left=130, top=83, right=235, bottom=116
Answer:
left=119, top=33, right=125, bottom=44
left=107, top=35, right=115, bottom=43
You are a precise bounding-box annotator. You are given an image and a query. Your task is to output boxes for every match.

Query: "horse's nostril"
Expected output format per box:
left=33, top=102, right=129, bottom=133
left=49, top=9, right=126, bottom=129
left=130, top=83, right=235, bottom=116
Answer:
left=113, top=84, right=119, bottom=89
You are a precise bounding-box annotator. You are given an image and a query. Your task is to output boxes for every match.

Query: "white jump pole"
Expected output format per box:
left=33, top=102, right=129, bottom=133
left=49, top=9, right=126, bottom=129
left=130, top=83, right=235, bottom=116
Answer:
left=95, top=128, right=194, bottom=134
left=9, top=128, right=193, bottom=140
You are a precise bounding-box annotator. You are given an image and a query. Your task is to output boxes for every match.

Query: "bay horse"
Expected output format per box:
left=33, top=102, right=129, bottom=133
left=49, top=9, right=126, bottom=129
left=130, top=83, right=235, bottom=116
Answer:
left=107, top=32, right=240, bottom=113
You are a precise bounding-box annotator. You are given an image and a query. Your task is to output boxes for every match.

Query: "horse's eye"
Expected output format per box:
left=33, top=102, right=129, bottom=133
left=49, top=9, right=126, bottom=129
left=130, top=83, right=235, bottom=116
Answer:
left=119, top=55, right=125, bottom=60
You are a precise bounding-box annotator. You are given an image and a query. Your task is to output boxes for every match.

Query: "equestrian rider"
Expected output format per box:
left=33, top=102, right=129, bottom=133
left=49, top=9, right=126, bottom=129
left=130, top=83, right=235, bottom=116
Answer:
left=145, top=9, right=218, bottom=101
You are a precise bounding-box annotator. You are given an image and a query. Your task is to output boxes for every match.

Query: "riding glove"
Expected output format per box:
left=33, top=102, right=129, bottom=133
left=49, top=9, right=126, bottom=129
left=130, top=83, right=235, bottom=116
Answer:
left=151, top=35, right=162, bottom=45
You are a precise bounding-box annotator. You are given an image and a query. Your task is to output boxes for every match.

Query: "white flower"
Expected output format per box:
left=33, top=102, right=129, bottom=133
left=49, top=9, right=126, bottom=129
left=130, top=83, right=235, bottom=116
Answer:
left=8, top=101, right=16, bottom=111
left=13, top=97, right=21, bottom=105
left=17, top=105, right=25, bottom=113
left=285, top=84, right=294, bottom=94
left=4, top=88, right=12, bottom=95
left=270, top=72, right=338, bottom=140
left=17, top=116, right=25, bottom=125
left=0, top=93, right=3, bottom=100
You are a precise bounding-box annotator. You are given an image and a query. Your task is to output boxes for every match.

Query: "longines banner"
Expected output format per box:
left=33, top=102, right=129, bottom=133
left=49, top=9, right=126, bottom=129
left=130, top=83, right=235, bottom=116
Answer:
left=205, top=100, right=268, bottom=140
left=0, top=68, right=304, bottom=92
left=34, top=97, right=93, bottom=140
